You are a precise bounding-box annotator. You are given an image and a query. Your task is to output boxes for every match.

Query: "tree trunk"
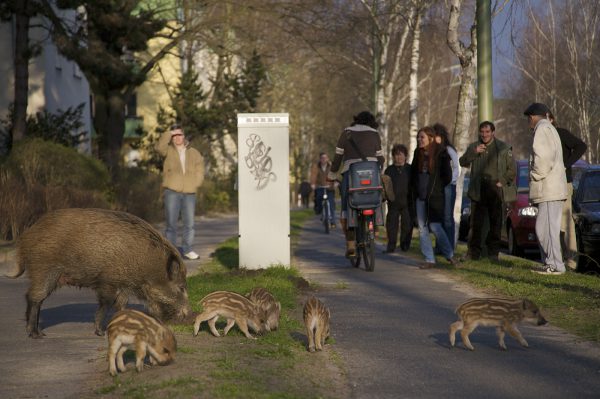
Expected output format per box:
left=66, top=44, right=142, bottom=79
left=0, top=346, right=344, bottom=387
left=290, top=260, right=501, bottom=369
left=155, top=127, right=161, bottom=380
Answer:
left=12, top=3, right=31, bottom=143
left=94, top=91, right=126, bottom=172
left=408, top=8, right=424, bottom=159
left=447, top=0, right=478, bottom=242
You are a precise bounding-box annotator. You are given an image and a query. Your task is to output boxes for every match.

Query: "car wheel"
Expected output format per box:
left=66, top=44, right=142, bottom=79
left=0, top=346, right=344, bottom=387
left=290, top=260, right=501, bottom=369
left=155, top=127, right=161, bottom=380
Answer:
left=575, top=228, right=588, bottom=272
left=459, top=221, right=469, bottom=242
left=508, top=225, right=523, bottom=257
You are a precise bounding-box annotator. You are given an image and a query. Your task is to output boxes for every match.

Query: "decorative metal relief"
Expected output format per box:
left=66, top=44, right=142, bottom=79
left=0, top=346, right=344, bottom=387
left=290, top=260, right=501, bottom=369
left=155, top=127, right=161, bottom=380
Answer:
left=244, top=134, right=277, bottom=190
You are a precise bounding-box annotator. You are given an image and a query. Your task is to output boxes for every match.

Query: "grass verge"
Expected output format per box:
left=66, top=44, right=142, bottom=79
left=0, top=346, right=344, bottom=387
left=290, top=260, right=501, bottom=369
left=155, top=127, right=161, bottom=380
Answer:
left=92, top=208, right=347, bottom=399
left=395, top=230, right=600, bottom=343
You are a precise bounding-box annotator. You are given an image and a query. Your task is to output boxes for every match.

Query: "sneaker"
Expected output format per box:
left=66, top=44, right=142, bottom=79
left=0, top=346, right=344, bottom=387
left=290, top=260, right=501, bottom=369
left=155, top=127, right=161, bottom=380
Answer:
left=330, top=223, right=336, bottom=229
left=184, top=251, right=200, bottom=260
left=419, top=262, right=435, bottom=269
left=533, top=266, right=565, bottom=275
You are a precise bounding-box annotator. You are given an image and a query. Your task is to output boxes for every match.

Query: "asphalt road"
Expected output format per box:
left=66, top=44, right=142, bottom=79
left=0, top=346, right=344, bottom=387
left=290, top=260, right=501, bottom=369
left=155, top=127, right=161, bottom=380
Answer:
left=1, top=212, right=599, bottom=399
left=295, top=217, right=600, bottom=399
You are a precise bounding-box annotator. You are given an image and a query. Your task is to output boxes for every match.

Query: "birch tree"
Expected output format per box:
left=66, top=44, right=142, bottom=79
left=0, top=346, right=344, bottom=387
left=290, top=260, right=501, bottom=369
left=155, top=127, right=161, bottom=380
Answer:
left=509, top=0, right=600, bottom=162
left=562, top=1, right=600, bottom=162
left=357, top=0, right=415, bottom=159
left=407, top=4, right=425, bottom=156
left=446, top=0, right=477, bottom=235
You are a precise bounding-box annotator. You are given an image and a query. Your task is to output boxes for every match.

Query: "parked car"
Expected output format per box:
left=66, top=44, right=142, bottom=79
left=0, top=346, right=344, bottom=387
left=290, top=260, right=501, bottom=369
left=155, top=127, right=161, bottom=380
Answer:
left=502, top=159, right=588, bottom=256
left=502, top=160, right=538, bottom=255
left=460, top=159, right=588, bottom=255
left=573, top=165, right=600, bottom=272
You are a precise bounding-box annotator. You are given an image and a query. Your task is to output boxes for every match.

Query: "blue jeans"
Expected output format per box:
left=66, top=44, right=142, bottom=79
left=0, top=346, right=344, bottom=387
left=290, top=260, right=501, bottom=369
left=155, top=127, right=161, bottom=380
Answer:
left=443, top=184, right=457, bottom=249
left=164, top=188, right=196, bottom=254
left=315, top=187, right=336, bottom=224
left=416, top=199, right=453, bottom=263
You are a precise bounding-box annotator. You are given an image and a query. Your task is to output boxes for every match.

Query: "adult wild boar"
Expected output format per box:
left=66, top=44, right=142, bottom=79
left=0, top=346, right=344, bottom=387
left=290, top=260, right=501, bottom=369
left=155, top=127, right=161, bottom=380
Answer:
left=9, top=208, right=191, bottom=338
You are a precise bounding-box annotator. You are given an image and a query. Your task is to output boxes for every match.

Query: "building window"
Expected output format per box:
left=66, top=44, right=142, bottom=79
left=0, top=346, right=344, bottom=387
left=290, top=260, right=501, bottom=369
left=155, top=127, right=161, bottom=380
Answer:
left=126, top=93, right=137, bottom=117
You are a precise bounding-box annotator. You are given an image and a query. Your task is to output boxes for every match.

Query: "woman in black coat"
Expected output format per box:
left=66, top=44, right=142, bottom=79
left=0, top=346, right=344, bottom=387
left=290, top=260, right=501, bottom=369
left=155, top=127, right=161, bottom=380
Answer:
left=410, top=126, right=457, bottom=268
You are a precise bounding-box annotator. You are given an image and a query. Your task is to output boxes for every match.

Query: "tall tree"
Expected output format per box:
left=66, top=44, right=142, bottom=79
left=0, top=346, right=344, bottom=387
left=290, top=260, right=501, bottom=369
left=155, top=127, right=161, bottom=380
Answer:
left=39, top=0, right=184, bottom=171
left=0, top=0, right=43, bottom=151
left=509, top=0, right=600, bottom=162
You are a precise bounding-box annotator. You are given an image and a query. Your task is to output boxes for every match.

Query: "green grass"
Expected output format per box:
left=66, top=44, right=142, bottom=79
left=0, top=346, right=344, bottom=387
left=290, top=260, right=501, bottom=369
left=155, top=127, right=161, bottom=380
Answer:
left=95, top=209, right=334, bottom=399
left=290, top=208, right=314, bottom=241
left=397, top=230, right=600, bottom=343
left=448, top=252, right=600, bottom=342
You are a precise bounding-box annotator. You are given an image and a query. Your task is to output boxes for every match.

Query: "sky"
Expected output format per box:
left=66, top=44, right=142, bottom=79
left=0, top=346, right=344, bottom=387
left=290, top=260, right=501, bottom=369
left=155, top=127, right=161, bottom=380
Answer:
left=491, top=1, right=522, bottom=98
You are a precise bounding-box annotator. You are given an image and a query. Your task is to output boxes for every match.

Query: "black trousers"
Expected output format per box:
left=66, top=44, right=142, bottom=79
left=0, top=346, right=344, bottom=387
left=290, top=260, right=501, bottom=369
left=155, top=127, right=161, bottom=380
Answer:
left=468, top=181, right=503, bottom=258
left=386, top=205, right=412, bottom=251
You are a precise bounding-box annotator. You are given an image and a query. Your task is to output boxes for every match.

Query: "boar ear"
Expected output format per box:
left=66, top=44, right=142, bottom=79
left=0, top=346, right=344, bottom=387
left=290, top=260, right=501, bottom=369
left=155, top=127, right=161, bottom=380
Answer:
left=167, top=254, right=186, bottom=281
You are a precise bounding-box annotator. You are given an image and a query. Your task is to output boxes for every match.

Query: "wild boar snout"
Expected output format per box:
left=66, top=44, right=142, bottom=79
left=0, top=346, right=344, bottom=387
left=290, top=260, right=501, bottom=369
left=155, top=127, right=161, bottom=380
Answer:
left=537, top=317, right=548, bottom=326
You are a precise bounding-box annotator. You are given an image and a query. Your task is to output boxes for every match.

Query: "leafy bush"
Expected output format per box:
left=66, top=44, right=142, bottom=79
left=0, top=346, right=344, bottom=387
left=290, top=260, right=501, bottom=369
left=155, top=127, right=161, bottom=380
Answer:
left=0, top=103, right=87, bottom=151
left=112, top=166, right=163, bottom=222
left=4, top=138, right=109, bottom=190
left=197, top=173, right=237, bottom=214
left=0, top=138, right=110, bottom=240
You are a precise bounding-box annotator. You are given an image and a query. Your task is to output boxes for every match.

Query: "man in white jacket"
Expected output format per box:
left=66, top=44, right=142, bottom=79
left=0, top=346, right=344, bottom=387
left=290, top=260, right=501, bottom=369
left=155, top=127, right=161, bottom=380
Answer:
left=524, top=103, right=568, bottom=275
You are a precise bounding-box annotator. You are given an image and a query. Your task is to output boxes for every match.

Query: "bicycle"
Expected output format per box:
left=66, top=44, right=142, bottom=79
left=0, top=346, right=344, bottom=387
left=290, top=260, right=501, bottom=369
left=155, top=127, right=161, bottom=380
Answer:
left=348, top=206, right=378, bottom=271
left=346, top=161, right=383, bottom=272
left=321, top=190, right=332, bottom=234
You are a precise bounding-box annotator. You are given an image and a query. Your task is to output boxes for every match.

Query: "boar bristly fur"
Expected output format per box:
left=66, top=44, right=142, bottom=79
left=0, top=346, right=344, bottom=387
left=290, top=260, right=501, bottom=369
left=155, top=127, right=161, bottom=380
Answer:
left=193, top=291, right=268, bottom=339
left=107, top=309, right=177, bottom=376
left=11, top=208, right=191, bottom=338
left=246, top=287, right=281, bottom=332
left=449, top=297, right=547, bottom=351
left=303, top=296, right=330, bottom=352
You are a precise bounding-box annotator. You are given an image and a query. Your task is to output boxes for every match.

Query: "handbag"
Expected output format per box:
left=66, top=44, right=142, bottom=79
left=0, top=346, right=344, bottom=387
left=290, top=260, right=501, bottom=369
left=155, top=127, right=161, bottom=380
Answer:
left=381, top=174, right=395, bottom=202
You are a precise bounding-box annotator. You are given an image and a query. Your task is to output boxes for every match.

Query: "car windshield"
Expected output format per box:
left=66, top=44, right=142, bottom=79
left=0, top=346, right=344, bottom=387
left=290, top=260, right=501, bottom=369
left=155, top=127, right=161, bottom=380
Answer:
left=517, top=165, right=529, bottom=193
left=581, top=172, right=600, bottom=202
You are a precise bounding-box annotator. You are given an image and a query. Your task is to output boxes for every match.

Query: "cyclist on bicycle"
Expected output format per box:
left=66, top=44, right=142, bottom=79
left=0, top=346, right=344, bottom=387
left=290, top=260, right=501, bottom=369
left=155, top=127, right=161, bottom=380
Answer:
left=328, top=111, right=385, bottom=258
left=310, top=152, right=337, bottom=229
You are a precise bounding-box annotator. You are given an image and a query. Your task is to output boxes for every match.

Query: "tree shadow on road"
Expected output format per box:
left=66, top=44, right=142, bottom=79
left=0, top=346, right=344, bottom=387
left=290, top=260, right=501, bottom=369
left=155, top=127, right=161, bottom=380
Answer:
left=40, top=302, right=145, bottom=330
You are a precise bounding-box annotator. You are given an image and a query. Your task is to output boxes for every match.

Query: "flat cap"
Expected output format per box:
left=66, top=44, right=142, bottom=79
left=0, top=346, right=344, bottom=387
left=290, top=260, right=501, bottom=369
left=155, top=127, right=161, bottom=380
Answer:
left=523, top=103, right=551, bottom=116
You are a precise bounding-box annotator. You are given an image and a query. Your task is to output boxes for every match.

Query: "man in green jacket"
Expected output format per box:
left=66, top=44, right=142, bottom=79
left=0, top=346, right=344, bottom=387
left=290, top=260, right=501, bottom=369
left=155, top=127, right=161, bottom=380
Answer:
left=459, top=121, right=516, bottom=261
left=156, top=124, right=205, bottom=260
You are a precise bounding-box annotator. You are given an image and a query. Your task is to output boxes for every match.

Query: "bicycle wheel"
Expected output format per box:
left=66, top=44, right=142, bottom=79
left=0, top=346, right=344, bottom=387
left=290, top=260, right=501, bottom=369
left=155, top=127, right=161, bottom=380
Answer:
left=349, top=215, right=361, bottom=268
left=323, top=200, right=330, bottom=234
left=362, top=215, right=375, bottom=272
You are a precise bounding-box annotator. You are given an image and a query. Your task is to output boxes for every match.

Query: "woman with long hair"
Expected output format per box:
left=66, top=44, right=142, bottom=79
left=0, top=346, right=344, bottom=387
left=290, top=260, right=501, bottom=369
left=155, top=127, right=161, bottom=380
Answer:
left=410, top=126, right=458, bottom=268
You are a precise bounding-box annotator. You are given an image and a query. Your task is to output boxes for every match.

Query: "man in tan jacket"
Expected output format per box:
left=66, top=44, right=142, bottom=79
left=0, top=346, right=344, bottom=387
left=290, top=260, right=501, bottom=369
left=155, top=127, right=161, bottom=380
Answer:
left=524, top=103, right=567, bottom=275
left=156, top=124, right=205, bottom=260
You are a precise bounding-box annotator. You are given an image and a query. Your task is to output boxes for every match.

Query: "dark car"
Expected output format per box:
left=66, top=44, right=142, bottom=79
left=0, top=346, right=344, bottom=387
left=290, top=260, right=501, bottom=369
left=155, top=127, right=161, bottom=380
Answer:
left=573, top=165, right=600, bottom=272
